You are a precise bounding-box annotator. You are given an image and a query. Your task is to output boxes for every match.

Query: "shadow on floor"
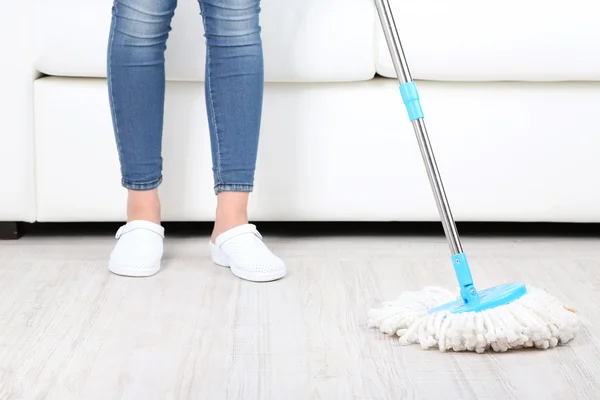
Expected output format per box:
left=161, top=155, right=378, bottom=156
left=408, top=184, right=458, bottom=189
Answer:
left=13, top=221, right=600, bottom=239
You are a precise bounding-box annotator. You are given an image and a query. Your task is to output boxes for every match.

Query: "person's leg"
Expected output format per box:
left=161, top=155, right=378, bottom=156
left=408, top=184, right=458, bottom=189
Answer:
left=107, top=0, right=177, bottom=277
left=199, top=0, right=285, bottom=281
left=198, top=0, right=262, bottom=241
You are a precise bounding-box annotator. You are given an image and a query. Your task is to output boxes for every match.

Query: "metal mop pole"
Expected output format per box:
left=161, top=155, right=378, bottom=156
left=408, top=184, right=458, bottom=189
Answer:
left=374, top=0, right=479, bottom=304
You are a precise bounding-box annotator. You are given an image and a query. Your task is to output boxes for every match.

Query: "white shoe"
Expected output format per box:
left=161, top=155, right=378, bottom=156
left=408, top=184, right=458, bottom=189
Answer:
left=108, top=220, right=165, bottom=277
left=210, top=224, right=286, bottom=282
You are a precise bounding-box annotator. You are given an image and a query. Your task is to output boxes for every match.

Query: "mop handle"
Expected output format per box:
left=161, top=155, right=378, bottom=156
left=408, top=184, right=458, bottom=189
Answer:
left=374, top=0, right=480, bottom=303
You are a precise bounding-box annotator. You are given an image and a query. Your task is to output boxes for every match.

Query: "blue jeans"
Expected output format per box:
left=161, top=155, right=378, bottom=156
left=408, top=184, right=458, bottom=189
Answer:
left=107, top=0, right=263, bottom=193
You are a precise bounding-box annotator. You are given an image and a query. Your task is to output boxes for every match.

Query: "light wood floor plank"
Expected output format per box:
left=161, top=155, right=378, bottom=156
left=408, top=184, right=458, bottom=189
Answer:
left=0, top=234, right=598, bottom=399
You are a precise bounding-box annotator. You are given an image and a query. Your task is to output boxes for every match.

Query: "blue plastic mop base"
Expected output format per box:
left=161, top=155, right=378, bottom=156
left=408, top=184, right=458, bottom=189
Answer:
left=428, top=282, right=527, bottom=314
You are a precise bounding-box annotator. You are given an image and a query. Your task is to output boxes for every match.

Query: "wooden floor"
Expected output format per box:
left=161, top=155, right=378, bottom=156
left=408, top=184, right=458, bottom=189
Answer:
left=1, top=229, right=599, bottom=399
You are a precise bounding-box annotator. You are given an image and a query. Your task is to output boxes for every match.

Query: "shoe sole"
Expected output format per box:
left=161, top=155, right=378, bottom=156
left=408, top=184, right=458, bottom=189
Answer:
left=209, top=242, right=286, bottom=282
left=108, top=261, right=161, bottom=277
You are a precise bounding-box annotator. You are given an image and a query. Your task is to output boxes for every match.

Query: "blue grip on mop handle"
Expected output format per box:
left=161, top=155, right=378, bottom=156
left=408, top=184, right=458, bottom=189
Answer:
left=452, top=253, right=481, bottom=305
left=399, top=82, right=424, bottom=121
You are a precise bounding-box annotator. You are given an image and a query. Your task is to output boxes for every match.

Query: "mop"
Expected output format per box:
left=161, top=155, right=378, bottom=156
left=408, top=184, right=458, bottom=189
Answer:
left=367, top=0, right=580, bottom=353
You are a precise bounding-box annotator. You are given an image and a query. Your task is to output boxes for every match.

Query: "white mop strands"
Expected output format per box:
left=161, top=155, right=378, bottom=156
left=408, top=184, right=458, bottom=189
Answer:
left=367, top=286, right=580, bottom=353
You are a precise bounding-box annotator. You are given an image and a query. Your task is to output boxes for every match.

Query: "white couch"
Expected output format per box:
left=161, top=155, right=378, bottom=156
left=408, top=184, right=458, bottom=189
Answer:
left=3, top=0, right=600, bottom=227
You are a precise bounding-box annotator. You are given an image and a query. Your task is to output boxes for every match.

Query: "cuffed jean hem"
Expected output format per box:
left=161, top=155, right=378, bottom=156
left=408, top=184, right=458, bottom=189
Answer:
left=122, top=176, right=163, bottom=191
left=214, top=184, right=253, bottom=195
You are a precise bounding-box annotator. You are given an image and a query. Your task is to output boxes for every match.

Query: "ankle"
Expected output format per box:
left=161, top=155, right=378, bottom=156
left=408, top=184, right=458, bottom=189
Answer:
left=212, top=192, right=250, bottom=242
left=127, top=189, right=161, bottom=225
left=212, top=213, right=249, bottom=242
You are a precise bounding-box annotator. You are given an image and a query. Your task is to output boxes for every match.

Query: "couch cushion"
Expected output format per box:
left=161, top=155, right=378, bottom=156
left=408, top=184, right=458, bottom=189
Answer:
left=34, top=77, right=600, bottom=222
left=376, top=0, right=600, bottom=81
left=34, top=0, right=376, bottom=83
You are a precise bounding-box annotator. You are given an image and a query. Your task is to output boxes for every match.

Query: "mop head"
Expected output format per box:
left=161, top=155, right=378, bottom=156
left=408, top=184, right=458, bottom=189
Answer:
left=367, top=285, right=579, bottom=353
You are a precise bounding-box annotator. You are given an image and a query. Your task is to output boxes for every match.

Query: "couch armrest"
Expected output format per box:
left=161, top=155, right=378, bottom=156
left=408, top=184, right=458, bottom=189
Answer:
left=0, top=1, right=37, bottom=222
